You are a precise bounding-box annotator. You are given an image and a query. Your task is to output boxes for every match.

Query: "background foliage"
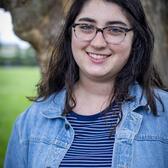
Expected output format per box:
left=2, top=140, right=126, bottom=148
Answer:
left=0, top=44, right=37, bottom=66
left=0, top=67, right=40, bottom=166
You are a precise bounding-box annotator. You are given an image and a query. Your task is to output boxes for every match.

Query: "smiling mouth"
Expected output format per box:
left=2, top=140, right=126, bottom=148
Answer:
left=86, top=52, right=111, bottom=64
left=87, top=52, right=111, bottom=59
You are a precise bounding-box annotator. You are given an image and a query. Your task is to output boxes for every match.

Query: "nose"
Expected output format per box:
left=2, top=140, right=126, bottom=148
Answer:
left=90, top=31, right=107, bottom=48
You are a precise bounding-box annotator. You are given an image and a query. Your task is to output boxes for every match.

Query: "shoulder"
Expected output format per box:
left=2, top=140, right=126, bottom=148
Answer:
left=14, top=89, right=66, bottom=137
left=129, top=82, right=168, bottom=113
left=130, top=84, right=168, bottom=137
left=24, top=89, right=65, bottom=116
left=142, top=88, right=168, bottom=138
left=154, top=87, right=168, bottom=100
left=154, top=88, right=168, bottom=112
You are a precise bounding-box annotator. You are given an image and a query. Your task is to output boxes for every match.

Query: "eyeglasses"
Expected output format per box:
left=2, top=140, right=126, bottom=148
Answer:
left=72, top=23, right=133, bottom=45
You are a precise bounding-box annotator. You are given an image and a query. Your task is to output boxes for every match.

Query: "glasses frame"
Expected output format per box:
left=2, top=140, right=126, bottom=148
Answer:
left=72, top=23, right=134, bottom=45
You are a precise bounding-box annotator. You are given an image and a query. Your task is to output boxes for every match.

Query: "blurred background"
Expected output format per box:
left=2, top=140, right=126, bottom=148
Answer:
left=0, top=8, right=40, bottom=166
left=0, top=0, right=168, bottom=167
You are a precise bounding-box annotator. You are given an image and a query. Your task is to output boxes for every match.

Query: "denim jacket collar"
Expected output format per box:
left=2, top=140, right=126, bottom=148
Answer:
left=128, top=82, right=149, bottom=111
left=41, top=89, right=66, bottom=119
left=41, top=82, right=149, bottom=119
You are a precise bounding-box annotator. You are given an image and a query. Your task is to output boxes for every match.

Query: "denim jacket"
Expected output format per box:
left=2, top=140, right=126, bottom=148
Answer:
left=4, top=83, right=168, bottom=168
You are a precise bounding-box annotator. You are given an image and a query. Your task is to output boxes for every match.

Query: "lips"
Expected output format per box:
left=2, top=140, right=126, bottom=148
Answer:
left=87, top=52, right=110, bottom=58
left=87, top=52, right=111, bottom=63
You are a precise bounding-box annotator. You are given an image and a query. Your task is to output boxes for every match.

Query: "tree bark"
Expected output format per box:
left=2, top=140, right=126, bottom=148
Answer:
left=141, top=0, right=168, bottom=85
left=0, top=0, right=168, bottom=85
left=0, top=0, right=72, bottom=73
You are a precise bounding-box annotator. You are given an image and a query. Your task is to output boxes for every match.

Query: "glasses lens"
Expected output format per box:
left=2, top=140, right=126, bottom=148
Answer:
left=104, top=26, right=126, bottom=44
left=73, top=24, right=128, bottom=45
left=74, top=24, right=95, bottom=41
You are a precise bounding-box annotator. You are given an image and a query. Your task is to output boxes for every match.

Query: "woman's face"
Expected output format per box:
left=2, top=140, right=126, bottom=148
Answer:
left=71, top=0, right=134, bottom=82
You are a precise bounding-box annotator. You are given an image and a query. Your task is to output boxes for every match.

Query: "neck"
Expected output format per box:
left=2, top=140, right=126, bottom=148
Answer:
left=75, top=74, right=115, bottom=98
left=72, top=75, right=115, bottom=115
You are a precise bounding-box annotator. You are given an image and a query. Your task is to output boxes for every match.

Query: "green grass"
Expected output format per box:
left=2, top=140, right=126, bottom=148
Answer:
left=0, top=66, right=40, bottom=166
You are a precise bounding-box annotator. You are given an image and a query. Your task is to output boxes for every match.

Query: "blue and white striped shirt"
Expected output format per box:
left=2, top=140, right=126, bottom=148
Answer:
left=60, top=101, right=121, bottom=168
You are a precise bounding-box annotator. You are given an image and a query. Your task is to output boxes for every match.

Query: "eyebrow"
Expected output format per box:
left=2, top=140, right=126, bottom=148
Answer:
left=77, top=17, right=129, bottom=27
left=78, top=17, right=96, bottom=23
left=106, top=21, right=128, bottom=27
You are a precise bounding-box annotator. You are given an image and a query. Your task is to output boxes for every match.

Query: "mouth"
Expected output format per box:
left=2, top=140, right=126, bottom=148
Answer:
left=86, top=52, right=111, bottom=63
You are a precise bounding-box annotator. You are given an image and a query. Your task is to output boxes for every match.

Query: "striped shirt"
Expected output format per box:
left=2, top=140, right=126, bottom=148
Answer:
left=59, top=101, right=121, bottom=168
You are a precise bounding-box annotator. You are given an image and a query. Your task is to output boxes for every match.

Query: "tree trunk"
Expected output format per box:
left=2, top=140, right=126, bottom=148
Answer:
left=0, top=0, right=168, bottom=85
left=0, top=0, right=72, bottom=73
left=141, top=0, right=168, bottom=85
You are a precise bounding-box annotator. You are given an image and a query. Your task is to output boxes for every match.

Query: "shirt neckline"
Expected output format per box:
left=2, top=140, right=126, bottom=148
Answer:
left=68, top=101, right=116, bottom=121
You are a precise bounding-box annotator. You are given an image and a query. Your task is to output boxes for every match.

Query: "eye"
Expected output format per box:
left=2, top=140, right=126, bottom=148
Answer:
left=77, top=24, right=95, bottom=33
left=105, top=26, right=125, bottom=36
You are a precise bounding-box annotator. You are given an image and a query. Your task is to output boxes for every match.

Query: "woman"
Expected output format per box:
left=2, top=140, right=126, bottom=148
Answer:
left=5, top=0, right=168, bottom=167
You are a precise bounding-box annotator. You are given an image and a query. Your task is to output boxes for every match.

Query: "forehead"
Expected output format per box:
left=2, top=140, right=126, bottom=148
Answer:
left=75, top=0, right=131, bottom=26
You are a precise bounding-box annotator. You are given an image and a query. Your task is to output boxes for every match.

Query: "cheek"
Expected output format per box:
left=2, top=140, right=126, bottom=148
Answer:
left=71, top=34, right=89, bottom=58
left=110, top=42, right=132, bottom=58
left=71, top=35, right=78, bottom=54
left=120, top=46, right=132, bottom=65
left=71, top=36, right=81, bottom=64
left=71, top=35, right=82, bottom=52
left=71, top=36, right=87, bottom=67
left=119, top=36, right=133, bottom=57
left=109, top=42, right=133, bottom=69
left=117, top=32, right=134, bottom=56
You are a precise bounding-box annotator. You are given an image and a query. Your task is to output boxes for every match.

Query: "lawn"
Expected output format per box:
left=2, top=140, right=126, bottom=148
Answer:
left=0, top=66, right=40, bottom=167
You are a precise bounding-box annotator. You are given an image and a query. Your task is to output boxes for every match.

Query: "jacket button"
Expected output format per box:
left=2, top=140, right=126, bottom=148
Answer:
left=65, top=123, right=70, bottom=129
